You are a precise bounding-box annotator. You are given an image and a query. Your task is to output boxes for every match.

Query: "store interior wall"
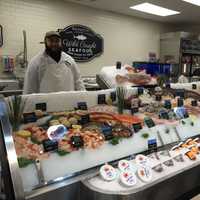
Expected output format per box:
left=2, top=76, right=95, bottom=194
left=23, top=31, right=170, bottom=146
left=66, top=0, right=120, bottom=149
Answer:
left=172, top=24, right=200, bottom=35
left=0, top=0, right=175, bottom=76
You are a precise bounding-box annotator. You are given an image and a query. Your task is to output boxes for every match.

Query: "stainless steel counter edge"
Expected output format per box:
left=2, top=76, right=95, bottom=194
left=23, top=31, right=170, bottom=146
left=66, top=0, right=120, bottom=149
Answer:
left=0, top=99, right=25, bottom=200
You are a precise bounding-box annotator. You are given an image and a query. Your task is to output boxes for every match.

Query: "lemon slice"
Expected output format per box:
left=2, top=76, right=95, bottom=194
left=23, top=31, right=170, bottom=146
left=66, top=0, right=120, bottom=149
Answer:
left=72, top=125, right=82, bottom=130
left=16, top=130, right=31, bottom=138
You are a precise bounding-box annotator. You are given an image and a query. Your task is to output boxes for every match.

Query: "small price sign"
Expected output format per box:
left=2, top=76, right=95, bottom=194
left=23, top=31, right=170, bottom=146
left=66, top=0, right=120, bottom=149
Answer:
left=148, top=139, right=157, bottom=153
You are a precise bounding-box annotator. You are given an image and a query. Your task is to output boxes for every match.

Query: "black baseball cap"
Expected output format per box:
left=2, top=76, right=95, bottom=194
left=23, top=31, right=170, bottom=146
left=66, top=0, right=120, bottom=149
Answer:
left=45, top=31, right=61, bottom=39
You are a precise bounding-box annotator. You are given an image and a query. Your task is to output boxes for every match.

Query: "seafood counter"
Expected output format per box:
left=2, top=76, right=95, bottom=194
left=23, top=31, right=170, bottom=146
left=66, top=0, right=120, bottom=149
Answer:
left=97, top=65, right=157, bottom=88
left=97, top=63, right=200, bottom=91
left=2, top=86, right=200, bottom=199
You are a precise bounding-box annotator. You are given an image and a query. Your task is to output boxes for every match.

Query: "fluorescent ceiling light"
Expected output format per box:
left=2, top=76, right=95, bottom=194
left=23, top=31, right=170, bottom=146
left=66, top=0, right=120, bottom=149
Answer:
left=182, top=0, right=200, bottom=6
left=130, top=3, right=180, bottom=16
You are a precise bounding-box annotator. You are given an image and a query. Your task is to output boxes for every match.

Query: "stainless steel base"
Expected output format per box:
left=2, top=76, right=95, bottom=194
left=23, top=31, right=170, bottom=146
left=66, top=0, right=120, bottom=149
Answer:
left=28, top=182, right=80, bottom=200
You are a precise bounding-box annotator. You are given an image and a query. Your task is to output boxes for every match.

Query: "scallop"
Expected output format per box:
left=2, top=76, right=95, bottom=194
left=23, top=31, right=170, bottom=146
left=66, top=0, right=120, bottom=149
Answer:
left=68, top=117, right=78, bottom=125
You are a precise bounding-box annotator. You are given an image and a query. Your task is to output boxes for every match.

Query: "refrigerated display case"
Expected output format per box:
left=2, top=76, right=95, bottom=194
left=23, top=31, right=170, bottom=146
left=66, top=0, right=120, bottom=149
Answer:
left=181, top=53, right=200, bottom=81
left=1, top=88, right=200, bottom=200
left=160, top=32, right=200, bottom=82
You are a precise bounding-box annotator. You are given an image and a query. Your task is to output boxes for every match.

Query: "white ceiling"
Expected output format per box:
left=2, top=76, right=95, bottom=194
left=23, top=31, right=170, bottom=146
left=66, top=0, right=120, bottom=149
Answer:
left=65, top=0, right=200, bottom=25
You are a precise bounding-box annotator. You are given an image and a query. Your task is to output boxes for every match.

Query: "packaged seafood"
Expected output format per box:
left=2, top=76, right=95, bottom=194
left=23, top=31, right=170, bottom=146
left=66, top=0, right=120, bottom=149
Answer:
left=137, top=166, right=152, bottom=182
left=135, top=154, right=150, bottom=167
left=118, top=160, right=136, bottom=173
left=185, top=150, right=196, bottom=160
left=120, top=171, right=137, bottom=187
left=100, top=164, right=118, bottom=181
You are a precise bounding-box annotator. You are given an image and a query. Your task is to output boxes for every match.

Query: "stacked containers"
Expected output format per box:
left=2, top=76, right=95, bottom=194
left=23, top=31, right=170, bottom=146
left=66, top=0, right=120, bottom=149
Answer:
left=1, top=55, right=15, bottom=72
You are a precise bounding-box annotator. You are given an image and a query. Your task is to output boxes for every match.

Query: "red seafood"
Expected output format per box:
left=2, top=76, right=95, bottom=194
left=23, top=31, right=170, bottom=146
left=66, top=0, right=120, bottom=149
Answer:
left=90, top=112, right=142, bottom=125
left=113, top=114, right=142, bottom=125
left=13, top=135, right=48, bottom=160
left=80, top=130, right=104, bottom=149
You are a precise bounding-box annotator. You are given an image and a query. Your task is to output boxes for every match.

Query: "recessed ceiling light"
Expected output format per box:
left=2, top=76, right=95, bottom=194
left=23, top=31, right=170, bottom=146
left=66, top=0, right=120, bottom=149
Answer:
left=182, top=0, right=200, bottom=6
left=130, top=3, right=180, bottom=17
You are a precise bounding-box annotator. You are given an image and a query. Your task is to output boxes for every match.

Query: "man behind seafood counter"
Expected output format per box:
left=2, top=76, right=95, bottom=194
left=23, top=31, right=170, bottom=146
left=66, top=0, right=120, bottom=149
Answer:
left=23, top=31, right=85, bottom=94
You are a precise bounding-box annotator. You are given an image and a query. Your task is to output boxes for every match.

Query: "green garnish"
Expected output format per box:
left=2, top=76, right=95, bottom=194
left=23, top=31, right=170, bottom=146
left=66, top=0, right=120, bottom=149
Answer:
left=190, top=122, right=194, bottom=126
left=110, top=137, right=121, bottom=145
left=165, top=129, right=170, bottom=134
left=142, top=133, right=149, bottom=139
left=57, top=149, right=70, bottom=156
left=6, top=95, right=27, bottom=131
left=18, top=157, right=34, bottom=168
left=51, top=116, right=60, bottom=120
left=181, top=120, right=186, bottom=125
left=31, top=136, right=41, bottom=145
left=116, top=86, right=126, bottom=114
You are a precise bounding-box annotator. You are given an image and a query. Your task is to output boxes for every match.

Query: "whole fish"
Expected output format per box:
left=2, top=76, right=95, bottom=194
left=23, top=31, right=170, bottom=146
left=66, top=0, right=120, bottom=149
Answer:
left=73, top=34, right=87, bottom=41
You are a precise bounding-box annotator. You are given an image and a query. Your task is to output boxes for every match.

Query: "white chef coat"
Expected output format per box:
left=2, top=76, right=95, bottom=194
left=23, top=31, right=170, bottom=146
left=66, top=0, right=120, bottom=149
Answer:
left=23, top=51, right=85, bottom=94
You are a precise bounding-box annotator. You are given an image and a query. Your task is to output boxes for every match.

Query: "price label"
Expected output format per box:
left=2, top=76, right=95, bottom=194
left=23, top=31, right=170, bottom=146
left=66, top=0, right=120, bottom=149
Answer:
left=159, top=110, right=169, bottom=120
left=133, top=123, right=142, bottom=133
left=165, top=83, right=171, bottom=89
left=110, top=91, right=116, bottom=102
left=164, top=100, right=172, bottom=109
left=184, top=111, right=189, bottom=118
left=77, top=102, right=88, bottom=110
left=192, top=84, right=197, bottom=90
left=71, top=136, right=84, bottom=148
left=43, top=139, right=58, bottom=152
left=101, top=125, right=113, bottom=140
left=144, top=118, right=155, bottom=128
left=138, top=87, right=144, bottom=95
left=177, top=98, right=184, bottom=107
left=23, top=112, right=37, bottom=123
left=35, top=102, right=47, bottom=111
left=191, top=100, right=197, bottom=107
left=79, top=114, right=90, bottom=125
left=148, top=139, right=157, bottom=153
left=116, top=61, right=122, bottom=69
left=98, top=94, right=106, bottom=104
left=131, top=107, right=139, bottom=114
left=176, top=89, right=185, bottom=98
left=155, top=95, right=162, bottom=101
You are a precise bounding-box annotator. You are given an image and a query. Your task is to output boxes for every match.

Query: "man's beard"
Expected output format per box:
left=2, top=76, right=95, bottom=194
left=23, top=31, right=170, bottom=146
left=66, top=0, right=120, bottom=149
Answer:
left=45, top=44, right=62, bottom=63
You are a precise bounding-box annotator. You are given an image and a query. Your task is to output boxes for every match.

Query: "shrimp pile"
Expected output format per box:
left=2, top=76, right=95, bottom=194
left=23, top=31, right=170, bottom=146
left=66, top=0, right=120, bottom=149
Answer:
left=80, top=130, right=104, bottom=149
left=58, top=129, right=105, bottom=150
left=13, top=135, right=48, bottom=160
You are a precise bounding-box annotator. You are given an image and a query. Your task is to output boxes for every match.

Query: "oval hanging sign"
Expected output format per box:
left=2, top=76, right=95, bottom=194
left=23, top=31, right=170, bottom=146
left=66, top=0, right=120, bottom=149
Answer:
left=59, top=24, right=104, bottom=62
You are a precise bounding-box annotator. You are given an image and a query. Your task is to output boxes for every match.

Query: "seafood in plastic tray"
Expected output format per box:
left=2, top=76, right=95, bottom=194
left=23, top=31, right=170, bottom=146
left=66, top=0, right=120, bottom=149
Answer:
left=115, top=65, right=157, bottom=86
left=171, top=138, right=200, bottom=161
